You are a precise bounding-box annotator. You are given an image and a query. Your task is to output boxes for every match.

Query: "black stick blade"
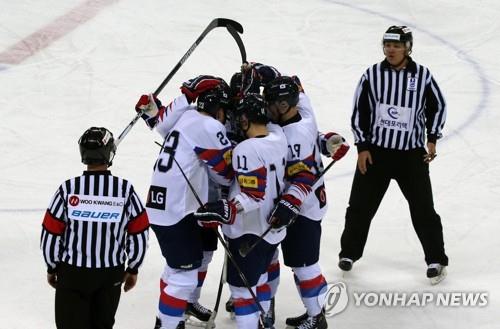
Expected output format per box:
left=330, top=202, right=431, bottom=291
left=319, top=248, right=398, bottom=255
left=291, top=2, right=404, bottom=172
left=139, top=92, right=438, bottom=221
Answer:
left=215, top=18, right=244, bottom=33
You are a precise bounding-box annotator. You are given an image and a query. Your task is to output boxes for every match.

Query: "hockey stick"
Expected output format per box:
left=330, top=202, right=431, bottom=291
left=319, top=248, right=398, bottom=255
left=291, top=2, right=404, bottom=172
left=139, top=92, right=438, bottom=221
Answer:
left=239, top=159, right=337, bottom=257
left=114, top=18, right=245, bottom=147
left=204, top=26, right=247, bottom=328
left=204, top=253, right=226, bottom=329
left=154, top=141, right=269, bottom=326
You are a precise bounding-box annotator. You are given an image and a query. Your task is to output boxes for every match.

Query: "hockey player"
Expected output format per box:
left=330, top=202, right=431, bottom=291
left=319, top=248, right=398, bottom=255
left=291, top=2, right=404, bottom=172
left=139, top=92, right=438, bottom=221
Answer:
left=262, top=76, right=349, bottom=329
left=194, top=93, right=288, bottom=329
left=41, top=127, right=150, bottom=329
left=135, top=75, right=234, bottom=329
left=338, top=26, right=448, bottom=284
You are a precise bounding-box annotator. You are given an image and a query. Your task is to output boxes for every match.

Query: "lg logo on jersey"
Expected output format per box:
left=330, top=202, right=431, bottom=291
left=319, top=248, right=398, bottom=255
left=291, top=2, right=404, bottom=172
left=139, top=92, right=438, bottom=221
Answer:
left=147, top=185, right=167, bottom=210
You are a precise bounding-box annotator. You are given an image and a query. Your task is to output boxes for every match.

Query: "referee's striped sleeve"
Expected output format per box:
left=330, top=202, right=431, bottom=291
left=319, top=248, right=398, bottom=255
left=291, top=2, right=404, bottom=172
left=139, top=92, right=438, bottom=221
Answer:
left=351, top=72, right=374, bottom=152
left=40, top=187, right=66, bottom=273
left=125, top=187, right=149, bottom=273
left=424, top=74, right=447, bottom=143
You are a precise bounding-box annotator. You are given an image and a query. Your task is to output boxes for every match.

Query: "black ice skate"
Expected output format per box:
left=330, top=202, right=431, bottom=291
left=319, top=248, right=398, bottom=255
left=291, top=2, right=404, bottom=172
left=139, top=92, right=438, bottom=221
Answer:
left=338, top=258, right=353, bottom=271
left=154, top=316, right=161, bottom=329
left=225, top=298, right=235, bottom=320
left=295, top=312, right=327, bottom=329
left=185, top=302, right=213, bottom=326
left=154, top=317, right=185, bottom=329
left=426, top=263, right=447, bottom=285
left=285, top=311, right=308, bottom=327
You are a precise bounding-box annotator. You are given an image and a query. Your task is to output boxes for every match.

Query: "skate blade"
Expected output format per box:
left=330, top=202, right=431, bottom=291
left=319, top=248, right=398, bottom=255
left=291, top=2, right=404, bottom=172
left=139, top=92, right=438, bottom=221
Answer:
left=184, top=316, right=214, bottom=328
left=429, top=267, right=447, bottom=285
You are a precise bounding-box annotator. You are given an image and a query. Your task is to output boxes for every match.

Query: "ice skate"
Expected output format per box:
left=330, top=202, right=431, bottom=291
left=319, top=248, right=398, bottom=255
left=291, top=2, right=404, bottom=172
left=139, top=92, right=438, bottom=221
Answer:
left=154, top=317, right=161, bottom=329
left=154, top=317, right=187, bottom=329
left=285, top=311, right=308, bottom=327
left=225, top=298, right=235, bottom=320
left=294, top=312, right=327, bottom=329
left=185, top=302, right=213, bottom=327
left=427, top=263, right=447, bottom=285
left=338, top=258, right=353, bottom=272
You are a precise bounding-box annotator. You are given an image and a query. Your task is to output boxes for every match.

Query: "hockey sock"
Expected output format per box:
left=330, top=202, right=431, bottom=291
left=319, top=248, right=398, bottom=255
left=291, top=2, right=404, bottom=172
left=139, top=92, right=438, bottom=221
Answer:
left=158, top=265, right=198, bottom=328
left=256, top=273, right=271, bottom=313
left=188, top=251, right=213, bottom=303
left=266, top=249, right=280, bottom=298
left=229, top=285, right=260, bottom=329
left=293, top=263, right=327, bottom=316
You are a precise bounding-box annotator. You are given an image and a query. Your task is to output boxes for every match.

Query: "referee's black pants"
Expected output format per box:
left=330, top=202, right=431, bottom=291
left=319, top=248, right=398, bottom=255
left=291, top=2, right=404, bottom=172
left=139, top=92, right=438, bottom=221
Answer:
left=55, top=263, right=124, bottom=329
left=339, top=146, right=449, bottom=266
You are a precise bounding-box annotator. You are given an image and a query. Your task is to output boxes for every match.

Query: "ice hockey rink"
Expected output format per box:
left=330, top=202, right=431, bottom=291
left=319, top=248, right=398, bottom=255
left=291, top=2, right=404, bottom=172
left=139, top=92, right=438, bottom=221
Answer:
left=1, top=0, right=499, bottom=328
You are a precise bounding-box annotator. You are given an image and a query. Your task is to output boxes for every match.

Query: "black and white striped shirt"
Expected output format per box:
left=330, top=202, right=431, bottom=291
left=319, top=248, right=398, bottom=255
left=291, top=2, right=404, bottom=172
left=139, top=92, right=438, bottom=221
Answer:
left=41, top=170, right=149, bottom=273
left=351, top=58, right=447, bottom=151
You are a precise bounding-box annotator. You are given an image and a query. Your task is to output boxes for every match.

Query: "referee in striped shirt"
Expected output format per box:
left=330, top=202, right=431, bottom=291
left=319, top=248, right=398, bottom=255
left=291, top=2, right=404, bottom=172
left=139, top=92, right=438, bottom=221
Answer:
left=338, top=26, right=449, bottom=283
left=41, top=127, right=149, bottom=328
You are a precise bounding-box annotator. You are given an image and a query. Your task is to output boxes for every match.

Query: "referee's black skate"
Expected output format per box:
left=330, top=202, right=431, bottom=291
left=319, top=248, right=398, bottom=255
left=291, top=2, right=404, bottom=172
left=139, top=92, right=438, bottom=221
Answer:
left=338, top=258, right=353, bottom=271
left=185, top=302, right=213, bottom=324
left=294, top=312, right=327, bottom=329
left=426, top=263, right=447, bottom=285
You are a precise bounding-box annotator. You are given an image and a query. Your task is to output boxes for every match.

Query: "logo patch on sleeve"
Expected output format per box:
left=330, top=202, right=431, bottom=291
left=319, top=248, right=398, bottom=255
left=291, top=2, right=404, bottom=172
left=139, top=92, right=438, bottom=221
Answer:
left=146, top=185, right=167, bottom=210
left=238, top=175, right=258, bottom=189
left=223, top=149, right=232, bottom=165
left=287, top=162, right=309, bottom=177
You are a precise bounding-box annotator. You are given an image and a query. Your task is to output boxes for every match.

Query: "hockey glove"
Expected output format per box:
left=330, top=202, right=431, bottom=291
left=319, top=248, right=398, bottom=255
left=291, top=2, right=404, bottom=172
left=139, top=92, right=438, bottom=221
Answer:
left=241, top=62, right=281, bottom=89
left=319, top=132, right=350, bottom=161
left=268, top=194, right=301, bottom=229
left=135, top=94, right=163, bottom=129
left=291, top=75, right=304, bottom=92
left=194, top=199, right=237, bottom=228
left=180, top=75, right=222, bottom=103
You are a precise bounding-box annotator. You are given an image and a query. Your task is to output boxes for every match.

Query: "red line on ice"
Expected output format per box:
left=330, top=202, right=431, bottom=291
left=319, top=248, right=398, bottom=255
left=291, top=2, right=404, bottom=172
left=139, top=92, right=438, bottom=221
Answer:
left=0, top=0, right=118, bottom=65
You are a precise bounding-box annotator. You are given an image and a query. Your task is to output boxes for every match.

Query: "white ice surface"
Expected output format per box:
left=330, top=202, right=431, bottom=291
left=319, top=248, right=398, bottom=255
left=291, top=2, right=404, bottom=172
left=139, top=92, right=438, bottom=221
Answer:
left=1, top=0, right=499, bottom=328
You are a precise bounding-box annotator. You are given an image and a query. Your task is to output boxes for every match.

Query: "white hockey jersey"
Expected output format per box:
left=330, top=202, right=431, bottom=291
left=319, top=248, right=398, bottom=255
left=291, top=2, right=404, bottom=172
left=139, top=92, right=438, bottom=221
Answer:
left=281, top=93, right=328, bottom=221
left=223, top=123, right=288, bottom=245
left=145, top=97, right=233, bottom=226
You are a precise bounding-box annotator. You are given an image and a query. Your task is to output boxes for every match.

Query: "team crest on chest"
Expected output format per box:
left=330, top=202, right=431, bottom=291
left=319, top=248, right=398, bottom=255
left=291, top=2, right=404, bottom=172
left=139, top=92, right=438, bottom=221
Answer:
left=407, top=76, right=417, bottom=91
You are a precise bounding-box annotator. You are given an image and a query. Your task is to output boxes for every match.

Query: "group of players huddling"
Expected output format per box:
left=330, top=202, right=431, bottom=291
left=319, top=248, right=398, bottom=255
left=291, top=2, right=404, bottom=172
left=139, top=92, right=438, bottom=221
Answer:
left=135, top=62, right=349, bottom=329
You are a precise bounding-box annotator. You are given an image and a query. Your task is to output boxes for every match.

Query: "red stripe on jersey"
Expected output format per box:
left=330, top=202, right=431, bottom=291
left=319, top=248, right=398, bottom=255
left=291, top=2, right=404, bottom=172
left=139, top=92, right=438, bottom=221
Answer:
left=127, top=211, right=149, bottom=234
left=42, top=211, right=65, bottom=235
left=195, top=146, right=234, bottom=180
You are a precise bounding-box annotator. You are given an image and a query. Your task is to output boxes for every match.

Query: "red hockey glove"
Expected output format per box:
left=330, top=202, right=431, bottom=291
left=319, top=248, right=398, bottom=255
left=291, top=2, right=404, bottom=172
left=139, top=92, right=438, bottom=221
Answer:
left=320, top=132, right=350, bottom=161
left=180, top=75, right=222, bottom=103
left=135, top=94, right=163, bottom=128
